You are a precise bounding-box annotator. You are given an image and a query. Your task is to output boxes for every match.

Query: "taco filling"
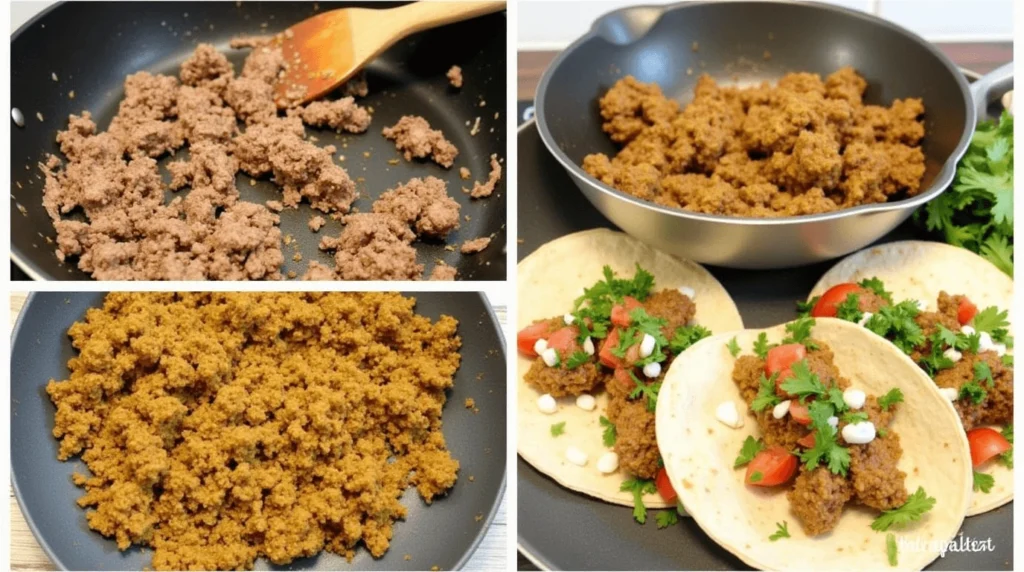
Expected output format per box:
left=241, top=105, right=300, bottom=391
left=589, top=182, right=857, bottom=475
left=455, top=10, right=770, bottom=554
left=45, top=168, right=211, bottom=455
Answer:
left=517, top=265, right=712, bottom=519
left=731, top=318, right=935, bottom=538
left=802, top=280, right=1014, bottom=492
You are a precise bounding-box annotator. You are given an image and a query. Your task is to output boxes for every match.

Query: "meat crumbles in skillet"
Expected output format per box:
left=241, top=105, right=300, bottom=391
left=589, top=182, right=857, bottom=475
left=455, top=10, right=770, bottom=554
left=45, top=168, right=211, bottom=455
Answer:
left=46, top=292, right=462, bottom=570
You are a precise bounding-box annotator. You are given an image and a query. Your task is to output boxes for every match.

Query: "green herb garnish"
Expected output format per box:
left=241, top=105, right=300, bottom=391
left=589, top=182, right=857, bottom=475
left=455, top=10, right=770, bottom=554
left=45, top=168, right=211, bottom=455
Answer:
left=886, top=533, right=898, bottom=567
left=859, top=277, right=894, bottom=304
left=600, top=416, right=617, bottom=447
left=863, top=301, right=925, bottom=355
left=870, top=487, right=936, bottom=531
left=878, top=388, right=904, bottom=411
left=749, top=471, right=764, bottom=483
left=628, top=370, right=660, bottom=412
left=621, top=477, right=657, bottom=524
left=656, top=510, right=679, bottom=529
left=973, top=470, right=995, bottom=493
left=727, top=337, right=741, bottom=357
left=842, top=411, right=869, bottom=424
left=796, top=297, right=819, bottom=318
left=973, top=306, right=1012, bottom=344
left=669, top=324, right=712, bottom=355
left=565, top=350, right=591, bottom=370
left=797, top=400, right=850, bottom=476
left=1001, top=424, right=1013, bottom=468
left=753, top=332, right=775, bottom=360
left=769, top=521, right=791, bottom=541
left=835, top=293, right=864, bottom=323
left=781, top=317, right=818, bottom=349
left=734, top=436, right=764, bottom=468
left=958, top=380, right=987, bottom=404
left=751, top=372, right=782, bottom=412
left=550, top=422, right=566, bottom=437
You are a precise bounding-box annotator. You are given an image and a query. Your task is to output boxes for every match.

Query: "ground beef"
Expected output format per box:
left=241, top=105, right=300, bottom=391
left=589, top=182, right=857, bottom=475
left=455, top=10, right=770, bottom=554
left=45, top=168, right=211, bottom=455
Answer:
left=469, top=154, right=502, bottom=198
left=298, top=98, right=372, bottom=133
left=787, top=466, right=853, bottom=536
left=856, top=290, right=889, bottom=313
left=610, top=399, right=659, bottom=479
left=429, top=263, right=457, bottom=281
left=935, top=350, right=1012, bottom=429
left=460, top=236, right=491, bottom=254
left=224, top=77, right=277, bottom=123
left=523, top=359, right=603, bottom=398
left=166, top=140, right=239, bottom=194
left=46, top=292, right=461, bottom=569
left=179, top=43, right=234, bottom=97
left=229, top=35, right=273, bottom=49
left=447, top=65, right=463, bottom=88
left=317, top=213, right=423, bottom=280
left=847, top=431, right=908, bottom=511
left=341, top=72, right=369, bottom=98
left=459, top=167, right=471, bottom=180
left=240, top=44, right=286, bottom=84
left=269, top=136, right=357, bottom=213
left=371, top=177, right=460, bottom=239
left=642, top=288, right=696, bottom=338
left=308, top=215, right=326, bottom=232
left=382, top=115, right=459, bottom=168
left=582, top=68, right=926, bottom=217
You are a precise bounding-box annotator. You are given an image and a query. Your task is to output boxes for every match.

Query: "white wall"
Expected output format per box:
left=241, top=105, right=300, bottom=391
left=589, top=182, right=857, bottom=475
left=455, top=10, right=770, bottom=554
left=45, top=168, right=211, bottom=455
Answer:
left=518, top=0, right=1014, bottom=50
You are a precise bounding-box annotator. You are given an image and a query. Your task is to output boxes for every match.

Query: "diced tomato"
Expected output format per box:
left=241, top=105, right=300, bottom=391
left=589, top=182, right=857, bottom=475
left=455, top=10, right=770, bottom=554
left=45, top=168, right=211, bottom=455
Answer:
left=745, top=446, right=798, bottom=487
left=655, top=467, right=678, bottom=503
left=610, top=296, right=643, bottom=327
left=546, top=326, right=579, bottom=359
left=600, top=328, right=625, bottom=368
left=958, top=297, right=978, bottom=325
left=967, top=427, right=1011, bottom=467
left=765, top=344, right=807, bottom=376
left=796, top=433, right=816, bottom=448
left=517, top=321, right=554, bottom=357
left=811, top=283, right=863, bottom=318
left=613, top=367, right=633, bottom=388
left=788, top=401, right=812, bottom=425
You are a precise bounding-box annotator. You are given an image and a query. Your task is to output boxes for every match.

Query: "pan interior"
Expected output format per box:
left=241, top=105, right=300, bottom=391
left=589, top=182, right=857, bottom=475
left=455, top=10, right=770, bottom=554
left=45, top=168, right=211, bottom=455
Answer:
left=11, top=2, right=506, bottom=280
left=539, top=1, right=969, bottom=200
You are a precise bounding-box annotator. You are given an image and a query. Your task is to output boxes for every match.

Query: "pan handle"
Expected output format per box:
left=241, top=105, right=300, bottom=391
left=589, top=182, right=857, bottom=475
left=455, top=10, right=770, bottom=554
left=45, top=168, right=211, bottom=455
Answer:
left=968, top=62, right=1013, bottom=122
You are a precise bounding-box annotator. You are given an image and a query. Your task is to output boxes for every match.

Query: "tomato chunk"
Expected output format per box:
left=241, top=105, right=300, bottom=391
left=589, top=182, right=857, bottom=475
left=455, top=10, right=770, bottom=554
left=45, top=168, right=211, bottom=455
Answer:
left=613, top=367, right=633, bottom=389
left=546, top=327, right=579, bottom=359
left=765, top=344, right=807, bottom=376
left=958, top=297, right=978, bottom=325
left=796, top=433, right=816, bottom=448
left=610, top=296, right=643, bottom=328
left=811, top=283, right=863, bottom=318
left=788, top=401, right=812, bottom=425
left=745, top=446, right=798, bottom=486
left=655, top=467, right=678, bottom=503
left=517, top=321, right=553, bottom=357
left=599, top=328, right=625, bottom=368
left=773, top=367, right=796, bottom=398
left=967, top=427, right=1011, bottom=467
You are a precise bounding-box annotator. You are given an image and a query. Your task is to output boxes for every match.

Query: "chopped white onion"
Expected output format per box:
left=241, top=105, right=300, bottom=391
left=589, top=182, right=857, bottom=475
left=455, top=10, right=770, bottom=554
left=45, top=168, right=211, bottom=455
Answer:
left=541, top=347, right=559, bottom=367
left=642, top=361, right=662, bottom=379
left=715, top=401, right=744, bottom=429
left=597, top=452, right=620, bottom=474
left=639, top=334, right=656, bottom=358
left=566, top=446, right=589, bottom=466
left=678, top=286, right=696, bottom=300
left=533, top=338, right=548, bottom=355
left=583, top=336, right=595, bottom=355
left=843, top=388, right=866, bottom=410
left=772, top=400, right=791, bottom=420
left=841, top=421, right=876, bottom=445
left=563, top=313, right=575, bottom=325
left=576, top=394, right=597, bottom=411
left=537, top=394, right=557, bottom=414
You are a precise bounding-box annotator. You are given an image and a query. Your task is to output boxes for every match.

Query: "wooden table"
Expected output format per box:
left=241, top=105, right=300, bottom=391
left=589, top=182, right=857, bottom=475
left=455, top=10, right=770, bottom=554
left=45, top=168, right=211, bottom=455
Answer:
left=9, top=293, right=507, bottom=571
left=515, top=42, right=1012, bottom=571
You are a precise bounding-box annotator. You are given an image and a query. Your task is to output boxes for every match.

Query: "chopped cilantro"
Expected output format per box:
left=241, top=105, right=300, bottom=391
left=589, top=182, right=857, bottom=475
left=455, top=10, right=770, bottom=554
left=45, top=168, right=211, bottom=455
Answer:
left=550, top=422, right=566, bottom=437
left=863, top=301, right=925, bottom=355
left=1001, top=424, right=1013, bottom=468
left=753, top=332, right=775, bottom=360
left=726, top=336, right=741, bottom=357
left=751, top=372, right=782, bottom=412
left=769, top=521, right=791, bottom=541
left=565, top=351, right=591, bottom=369
left=656, top=510, right=679, bottom=529
left=919, top=330, right=956, bottom=375
left=627, top=370, right=660, bottom=412
left=878, top=388, right=904, bottom=411
left=870, top=487, right=936, bottom=531
left=781, top=317, right=818, bottom=349
left=973, top=306, right=1010, bottom=339
left=571, top=265, right=655, bottom=344
left=859, top=277, right=894, bottom=304
left=974, top=361, right=995, bottom=387
left=797, top=400, right=850, bottom=476
left=1002, top=354, right=1014, bottom=367
left=734, top=436, right=764, bottom=468
left=620, top=477, right=657, bottom=524
left=886, top=533, right=898, bottom=567
left=834, top=293, right=864, bottom=323
left=958, top=380, right=987, bottom=404
left=973, top=470, right=995, bottom=493
left=749, top=471, right=764, bottom=483
left=600, top=416, right=617, bottom=447
left=669, top=324, right=712, bottom=355
left=779, top=360, right=829, bottom=403
left=878, top=427, right=889, bottom=437
left=796, top=297, right=820, bottom=319
left=842, top=411, right=869, bottom=424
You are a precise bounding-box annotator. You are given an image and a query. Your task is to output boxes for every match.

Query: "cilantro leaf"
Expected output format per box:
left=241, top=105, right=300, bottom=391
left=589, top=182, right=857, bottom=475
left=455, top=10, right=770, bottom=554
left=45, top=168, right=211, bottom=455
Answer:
left=798, top=400, right=850, bottom=476
left=842, top=411, right=869, bottom=424
left=835, top=293, right=864, bottom=323
left=751, top=372, right=782, bottom=412
left=1001, top=424, right=1013, bottom=468
left=565, top=351, right=591, bottom=369
left=959, top=381, right=987, bottom=404
left=870, top=487, right=937, bottom=531
left=627, top=370, right=661, bottom=412
left=620, top=478, right=657, bottom=524
left=887, top=533, right=898, bottom=567
left=864, top=301, right=925, bottom=355
left=727, top=337, right=741, bottom=358
left=858, top=277, right=894, bottom=304
left=973, top=306, right=1010, bottom=341
left=600, top=416, right=617, bottom=447
left=550, top=422, right=566, bottom=437
left=779, top=360, right=830, bottom=404
left=749, top=471, right=764, bottom=483
left=781, top=317, right=818, bottom=349
left=878, top=388, right=904, bottom=411
left=796, top=297, right=820, bottom=319
left=769, top=521, right=790, bottom=541
left=734, top=436, right=764, bottom=468
left=974, top=361, right=995, bottom=387
left=669, top=324, right=712, bottom=355
left=973, top=470, right=995, bottom=493
left=656, top=510, right=679, bottom=529
left=753, top=332, right=775, bottom=360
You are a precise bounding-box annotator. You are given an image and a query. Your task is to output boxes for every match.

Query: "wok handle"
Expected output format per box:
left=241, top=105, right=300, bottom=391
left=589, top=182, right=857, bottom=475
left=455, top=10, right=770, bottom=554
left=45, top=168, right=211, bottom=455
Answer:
left=968, top=62, right=1013, bottom=123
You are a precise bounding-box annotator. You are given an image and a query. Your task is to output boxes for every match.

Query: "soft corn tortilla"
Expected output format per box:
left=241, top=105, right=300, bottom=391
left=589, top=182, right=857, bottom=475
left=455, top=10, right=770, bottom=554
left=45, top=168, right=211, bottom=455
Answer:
left=809, top=240, right=1013, bottom=515
left=517, top=229, right=744, bottom=508
left=657, top=318, right=972, bottom=571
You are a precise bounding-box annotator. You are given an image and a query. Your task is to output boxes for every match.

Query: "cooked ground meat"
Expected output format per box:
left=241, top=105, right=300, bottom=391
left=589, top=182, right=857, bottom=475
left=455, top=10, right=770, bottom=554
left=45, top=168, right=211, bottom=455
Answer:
left=855, top=290, right=889, bottom=313
left=459, top=167, right=471, bottom=180
left=382, top=116, right=459, bottom=168
left=642, top=288, right=696, bottom=338
left=46, top=292, right=461, bottom=570
left=523, top=359, right=603, bottom=398
left=429, top=263, right=457, bottom=281
left=297, top=97, right=372, bottom=133
left=935, top=350, right=1012, bottom=429
left=372, top=177, right=460, bottom=239
left=308, top=215, right=326, bottom=232
left=847, top=432, right=907, bottom=511
left=315, top=213, right=423, bottom=280
left=610, top=399, right=659, bottom=479
left=469, top=154, right=502, bottom=199
left=447, top=65, right=463, bottom=88
left=265, top=200, right=284, bottom=212
left=460, top=237, right=491, bottom=254
left=179, top=43, right=233, bottom=97
left=341, top=72, right=369, bottom=98
left=582, top=68, right=926, bottom=217
left=787, top=466, right=853, bottom=536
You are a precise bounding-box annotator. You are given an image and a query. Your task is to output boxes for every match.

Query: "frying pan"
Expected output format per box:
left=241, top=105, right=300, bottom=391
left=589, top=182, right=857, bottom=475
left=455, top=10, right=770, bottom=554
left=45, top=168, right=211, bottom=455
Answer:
left=536, top=0, right=1012, bottom=269
left=11, top=292, right=507, bottom=571
left=10, top=1, right=507, bottom=280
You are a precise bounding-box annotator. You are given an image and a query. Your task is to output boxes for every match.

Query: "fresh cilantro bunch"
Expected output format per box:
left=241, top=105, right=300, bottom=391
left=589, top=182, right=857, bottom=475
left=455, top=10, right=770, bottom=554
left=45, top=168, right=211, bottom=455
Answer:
left=920, top=110, right=1013, bottom=276
left=571, top=265, right=655, bottom=344
left=863, top=301, right=925, bottom=354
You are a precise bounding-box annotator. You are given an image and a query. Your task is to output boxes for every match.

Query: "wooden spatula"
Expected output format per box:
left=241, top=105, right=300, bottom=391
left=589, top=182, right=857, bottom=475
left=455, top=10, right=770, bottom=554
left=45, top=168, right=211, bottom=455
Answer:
left=272, top=1, right=505, bottom=106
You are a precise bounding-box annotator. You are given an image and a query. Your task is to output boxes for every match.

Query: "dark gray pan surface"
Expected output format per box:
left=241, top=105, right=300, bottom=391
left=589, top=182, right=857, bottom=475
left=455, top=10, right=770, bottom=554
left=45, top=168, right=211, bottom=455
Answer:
left=516, top=120, right=1012, bottom=570
left=11, top=1, right=506, bottom=280
left=11, top=292, right=506, bottom=570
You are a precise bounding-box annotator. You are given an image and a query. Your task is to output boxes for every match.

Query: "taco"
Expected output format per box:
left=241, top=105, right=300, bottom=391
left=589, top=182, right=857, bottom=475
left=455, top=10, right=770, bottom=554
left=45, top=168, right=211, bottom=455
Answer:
left=516, top=229, right=743, bottom=519
left=806, top=241, right=1013, bottom=515
left=657, top=317, right=971, bottom=570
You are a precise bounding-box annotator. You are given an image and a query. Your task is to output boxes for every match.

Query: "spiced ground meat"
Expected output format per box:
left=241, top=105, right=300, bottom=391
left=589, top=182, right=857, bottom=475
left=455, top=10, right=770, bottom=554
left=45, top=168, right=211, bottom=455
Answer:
left=372, top=176, right=461, bottom=239
left=45, top=293, right=461, bottom=570
left=447, top=65, right=463, bottom=89
left=315, top=213, right=423, bottom=280
left=468, top=154, right=502, bottom=199
left=583, top=68, right=926, bottom=217
left=461, top=236, right=491, bottom=254
left=383, top=115, right=459, bottom=168
left=429, top=263, right=458, bottom=281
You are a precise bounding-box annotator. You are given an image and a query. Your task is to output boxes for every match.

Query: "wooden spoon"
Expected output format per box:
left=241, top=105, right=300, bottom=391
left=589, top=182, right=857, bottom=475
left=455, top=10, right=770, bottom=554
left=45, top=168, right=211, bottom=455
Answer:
left=272, top=1, right=505, bottom=107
